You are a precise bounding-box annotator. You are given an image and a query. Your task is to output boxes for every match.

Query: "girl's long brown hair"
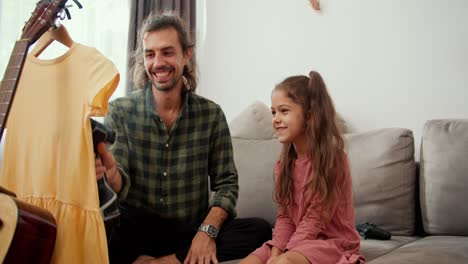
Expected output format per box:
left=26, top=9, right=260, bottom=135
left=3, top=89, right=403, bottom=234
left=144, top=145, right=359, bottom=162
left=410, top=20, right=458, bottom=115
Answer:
left=274, top=71, right=346, bottom=221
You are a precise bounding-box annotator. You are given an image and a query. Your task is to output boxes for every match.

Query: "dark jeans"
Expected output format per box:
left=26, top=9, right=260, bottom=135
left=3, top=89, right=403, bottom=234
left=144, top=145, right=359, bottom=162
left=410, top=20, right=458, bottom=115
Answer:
left=108, top=205, right=272, bottom=263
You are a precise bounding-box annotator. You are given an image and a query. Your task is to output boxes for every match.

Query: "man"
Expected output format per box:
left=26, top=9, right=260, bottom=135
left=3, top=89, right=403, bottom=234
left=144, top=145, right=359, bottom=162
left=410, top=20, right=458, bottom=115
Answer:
left=95, top=12, right=271, bottom=264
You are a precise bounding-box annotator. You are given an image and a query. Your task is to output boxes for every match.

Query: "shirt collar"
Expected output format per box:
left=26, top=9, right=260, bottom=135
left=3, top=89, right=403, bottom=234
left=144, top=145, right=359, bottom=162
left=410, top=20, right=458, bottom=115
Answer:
left=144, top=82, right=190, bottom=119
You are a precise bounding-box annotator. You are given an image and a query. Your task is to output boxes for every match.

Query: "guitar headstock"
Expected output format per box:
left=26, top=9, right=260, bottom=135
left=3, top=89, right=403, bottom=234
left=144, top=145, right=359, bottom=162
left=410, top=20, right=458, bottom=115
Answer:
left=21, top=0, right=69, bottom=44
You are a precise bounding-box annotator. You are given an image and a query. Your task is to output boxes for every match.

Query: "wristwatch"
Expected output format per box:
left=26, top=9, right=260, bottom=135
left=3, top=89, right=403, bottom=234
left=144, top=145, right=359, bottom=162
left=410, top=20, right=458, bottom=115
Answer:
left=198, top=224, right=219, bottom=238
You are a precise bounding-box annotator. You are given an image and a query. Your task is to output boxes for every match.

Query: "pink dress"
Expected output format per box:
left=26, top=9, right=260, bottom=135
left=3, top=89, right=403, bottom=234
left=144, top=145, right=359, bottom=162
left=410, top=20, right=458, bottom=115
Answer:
left=251, top=157, right=365, bottom=264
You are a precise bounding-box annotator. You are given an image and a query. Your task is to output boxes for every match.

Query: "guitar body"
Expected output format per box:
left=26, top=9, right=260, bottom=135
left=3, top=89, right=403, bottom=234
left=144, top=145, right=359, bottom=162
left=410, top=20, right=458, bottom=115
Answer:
left=0, top=193, right=56, bottom=264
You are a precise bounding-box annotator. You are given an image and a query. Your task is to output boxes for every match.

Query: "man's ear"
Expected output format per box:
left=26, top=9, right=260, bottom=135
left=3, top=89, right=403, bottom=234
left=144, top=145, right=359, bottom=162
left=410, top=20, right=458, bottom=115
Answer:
left=184, top=47, right=193, bottom=64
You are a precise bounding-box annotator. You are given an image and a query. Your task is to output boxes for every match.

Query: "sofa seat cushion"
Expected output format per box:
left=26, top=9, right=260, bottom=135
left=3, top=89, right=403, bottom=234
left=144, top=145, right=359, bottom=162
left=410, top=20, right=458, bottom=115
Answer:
left=346, top=128, right=416, bottom=236
left=420, top=119, right=468, bottom=235
left=360, top=236, right=419, bottom=262
left=367, top=236, right=468, bottom=264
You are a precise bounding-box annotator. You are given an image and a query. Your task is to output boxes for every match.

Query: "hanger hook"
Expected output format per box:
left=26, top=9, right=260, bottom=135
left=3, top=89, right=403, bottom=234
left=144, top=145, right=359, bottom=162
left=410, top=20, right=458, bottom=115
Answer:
left=72, top=0, right=83, bottom=9
left=59, top=0, right=83, bottom=20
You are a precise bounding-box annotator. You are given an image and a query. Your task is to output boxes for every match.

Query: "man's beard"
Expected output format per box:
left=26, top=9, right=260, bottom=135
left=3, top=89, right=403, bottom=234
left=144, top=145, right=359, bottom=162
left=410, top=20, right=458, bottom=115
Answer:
left=151, top=74, right=182, bottom=92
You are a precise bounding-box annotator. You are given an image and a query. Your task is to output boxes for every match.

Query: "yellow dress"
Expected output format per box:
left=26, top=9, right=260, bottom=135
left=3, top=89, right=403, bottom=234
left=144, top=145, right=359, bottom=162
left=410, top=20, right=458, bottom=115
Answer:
left=0, top=42, right=119, bottom=263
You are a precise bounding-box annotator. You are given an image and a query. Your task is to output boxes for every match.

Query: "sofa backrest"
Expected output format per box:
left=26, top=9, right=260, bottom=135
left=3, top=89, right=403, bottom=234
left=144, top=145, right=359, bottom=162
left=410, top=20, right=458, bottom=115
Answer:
left=420, top=119, right=468, bottom=235
left=232, top=138, right=281, bottom=226
left=230, top=101, right=281, bottom=226
left=346, top=128, right=416, bottom=236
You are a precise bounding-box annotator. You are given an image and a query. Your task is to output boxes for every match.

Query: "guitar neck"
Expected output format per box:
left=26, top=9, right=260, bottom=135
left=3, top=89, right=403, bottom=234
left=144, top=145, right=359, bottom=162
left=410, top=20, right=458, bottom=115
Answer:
left=0, top=40, right=30, bottom=141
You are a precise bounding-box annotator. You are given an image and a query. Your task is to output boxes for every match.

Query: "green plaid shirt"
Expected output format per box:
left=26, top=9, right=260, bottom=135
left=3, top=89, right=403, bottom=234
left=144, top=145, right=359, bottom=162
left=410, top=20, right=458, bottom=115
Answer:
left=105, top=86, right=238, bottom=225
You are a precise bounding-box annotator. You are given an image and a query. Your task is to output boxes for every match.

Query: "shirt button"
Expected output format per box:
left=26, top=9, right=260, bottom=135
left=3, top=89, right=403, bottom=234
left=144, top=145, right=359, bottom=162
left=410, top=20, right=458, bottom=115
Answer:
left=165, top=144, right=169, bottom=148
left=160, top=198, right=163, bottom=202
left=163, top=172, right=167, bottom=176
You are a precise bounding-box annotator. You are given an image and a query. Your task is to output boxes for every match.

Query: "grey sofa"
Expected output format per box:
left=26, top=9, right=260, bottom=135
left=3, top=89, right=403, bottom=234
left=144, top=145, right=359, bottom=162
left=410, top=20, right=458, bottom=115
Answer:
left=223, top=101, right=468, bottom=264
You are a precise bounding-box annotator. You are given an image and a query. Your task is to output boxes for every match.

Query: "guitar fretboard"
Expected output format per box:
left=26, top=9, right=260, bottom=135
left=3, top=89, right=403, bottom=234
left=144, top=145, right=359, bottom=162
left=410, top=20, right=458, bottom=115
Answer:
left=0, top=40, right=30, bottom=140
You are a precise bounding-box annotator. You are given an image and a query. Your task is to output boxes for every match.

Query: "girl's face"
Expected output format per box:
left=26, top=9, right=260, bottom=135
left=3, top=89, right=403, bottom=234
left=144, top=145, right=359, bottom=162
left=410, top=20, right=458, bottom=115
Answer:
left=271, top=89, right=307, bottom=148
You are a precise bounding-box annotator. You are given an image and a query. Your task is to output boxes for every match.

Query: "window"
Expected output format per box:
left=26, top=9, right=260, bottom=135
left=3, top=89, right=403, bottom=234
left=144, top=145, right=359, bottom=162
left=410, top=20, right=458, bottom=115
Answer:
left=0, top=0, right=130, bottom=100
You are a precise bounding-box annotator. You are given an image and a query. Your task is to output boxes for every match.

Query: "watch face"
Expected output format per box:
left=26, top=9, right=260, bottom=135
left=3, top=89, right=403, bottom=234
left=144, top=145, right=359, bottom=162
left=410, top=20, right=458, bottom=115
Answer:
left=207, top=225, right=217, bottom=236
left=199, top=224, right=218, bottom=238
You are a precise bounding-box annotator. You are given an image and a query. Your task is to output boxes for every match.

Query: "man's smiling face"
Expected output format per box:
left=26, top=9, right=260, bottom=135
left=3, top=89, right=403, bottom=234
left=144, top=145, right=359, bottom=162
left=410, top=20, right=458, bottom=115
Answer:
left=143, top=27, right=192, bottom=92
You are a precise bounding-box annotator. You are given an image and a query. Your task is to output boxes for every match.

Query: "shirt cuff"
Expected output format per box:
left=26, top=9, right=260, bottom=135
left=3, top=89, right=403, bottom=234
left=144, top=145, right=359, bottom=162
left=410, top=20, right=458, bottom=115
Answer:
left=209, top=197, right=236, bottom=219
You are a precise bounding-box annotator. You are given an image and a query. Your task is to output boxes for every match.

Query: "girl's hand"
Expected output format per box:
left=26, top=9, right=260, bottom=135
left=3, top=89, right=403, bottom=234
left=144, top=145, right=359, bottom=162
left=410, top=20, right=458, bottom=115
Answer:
left=270, top=246, right=282, bottom=258
left=266, top=256, right=279, bottom=264
left=266, top=246, right=282, bottom=264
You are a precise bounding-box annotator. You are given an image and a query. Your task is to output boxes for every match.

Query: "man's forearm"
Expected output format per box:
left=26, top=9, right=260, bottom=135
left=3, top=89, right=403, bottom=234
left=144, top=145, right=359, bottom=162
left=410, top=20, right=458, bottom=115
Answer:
left=202, top=206, right=228, bottom=229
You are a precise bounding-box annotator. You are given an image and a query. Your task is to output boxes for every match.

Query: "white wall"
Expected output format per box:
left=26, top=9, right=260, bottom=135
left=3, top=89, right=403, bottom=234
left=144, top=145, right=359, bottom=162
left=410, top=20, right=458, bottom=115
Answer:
left=196, top=0, right=468, bottom=159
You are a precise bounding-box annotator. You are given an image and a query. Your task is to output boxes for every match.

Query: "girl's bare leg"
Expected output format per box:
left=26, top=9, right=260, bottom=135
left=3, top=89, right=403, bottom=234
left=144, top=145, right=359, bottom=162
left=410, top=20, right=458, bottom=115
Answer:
left=267, top=251, right=309, bottom=264
left=239, top=254, right=263, bottom=264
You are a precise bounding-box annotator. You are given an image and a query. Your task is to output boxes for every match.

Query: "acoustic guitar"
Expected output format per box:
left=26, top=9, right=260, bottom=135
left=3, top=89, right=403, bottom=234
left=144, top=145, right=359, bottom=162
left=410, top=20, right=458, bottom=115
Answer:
left=0, top=191, right=56, bottom=263
left=0, top=0, right=76, bottom=263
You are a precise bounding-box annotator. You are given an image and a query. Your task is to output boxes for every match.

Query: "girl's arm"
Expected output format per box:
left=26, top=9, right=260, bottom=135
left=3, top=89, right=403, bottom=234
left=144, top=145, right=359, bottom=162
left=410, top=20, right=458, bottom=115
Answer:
left=285, top=198, right=329, bottom=248
left=265, top=162, right=295, bottom=251
left=286, top=158, right=350, bottom=248
left=265, top=203, right=295, bottom=252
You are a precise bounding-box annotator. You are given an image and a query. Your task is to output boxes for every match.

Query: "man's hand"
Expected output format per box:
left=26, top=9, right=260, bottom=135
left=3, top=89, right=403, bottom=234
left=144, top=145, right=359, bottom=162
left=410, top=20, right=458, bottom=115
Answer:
left=184, top=231, right=218, bottom=264
left=94, top=142, right=122, bottom=193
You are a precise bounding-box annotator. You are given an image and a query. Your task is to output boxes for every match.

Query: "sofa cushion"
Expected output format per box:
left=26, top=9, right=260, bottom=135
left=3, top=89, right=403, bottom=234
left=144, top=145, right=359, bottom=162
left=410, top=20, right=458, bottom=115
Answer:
left=346, top=128, right=416, bottom=236
left=360, top=235, right=419, bottom=262
left=232, top=138, right=281, bottom=226
left=367, top=236, right=468, bottom=264
left=229, top=100, right=276, bottom=140
left=230, top=101, right=281, bottom=226
left=420, top=119, right=468, bottom=235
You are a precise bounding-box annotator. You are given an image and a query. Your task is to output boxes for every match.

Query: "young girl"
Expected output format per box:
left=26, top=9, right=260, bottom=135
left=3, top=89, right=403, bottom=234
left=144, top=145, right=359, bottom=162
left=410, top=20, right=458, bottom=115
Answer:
left=241, top=71, right=364, bottom=264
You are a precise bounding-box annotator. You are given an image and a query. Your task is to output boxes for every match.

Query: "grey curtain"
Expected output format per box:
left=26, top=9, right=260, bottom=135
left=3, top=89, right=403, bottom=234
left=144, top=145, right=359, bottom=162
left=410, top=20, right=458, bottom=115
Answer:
left=126, top=0, right=196, bottom=93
